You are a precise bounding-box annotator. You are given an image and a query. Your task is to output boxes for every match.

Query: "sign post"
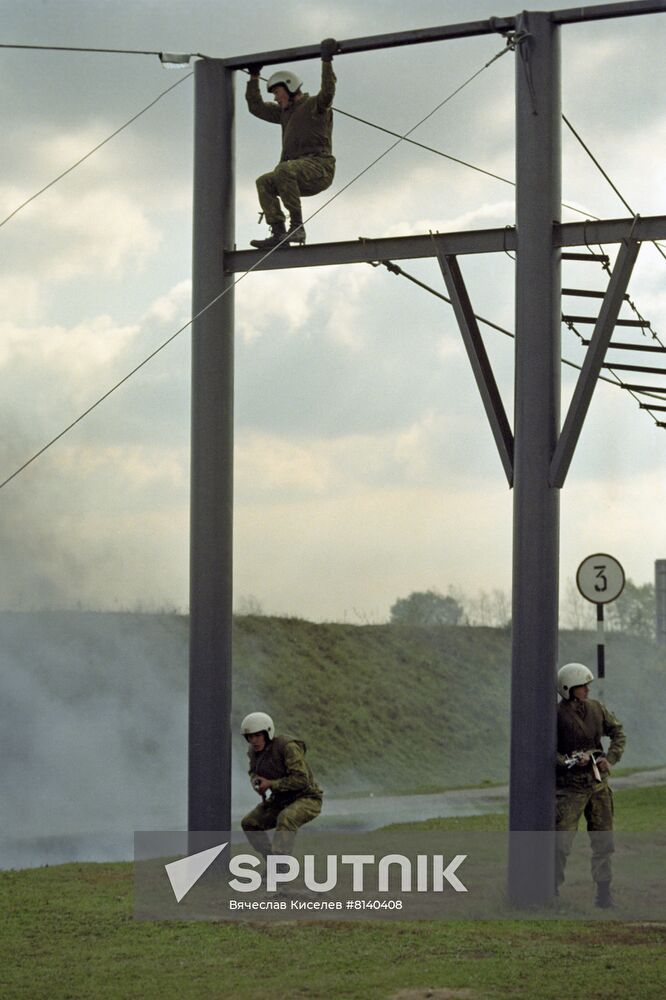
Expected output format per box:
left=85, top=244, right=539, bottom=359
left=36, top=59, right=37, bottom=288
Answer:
left=576, top=553, right=625, bottom=700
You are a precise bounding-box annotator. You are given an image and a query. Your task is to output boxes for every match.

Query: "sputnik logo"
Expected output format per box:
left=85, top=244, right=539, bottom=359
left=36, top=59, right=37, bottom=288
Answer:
left=165, top=842, right=228, bottom=902
left=164, top=844, right=469, bottom=902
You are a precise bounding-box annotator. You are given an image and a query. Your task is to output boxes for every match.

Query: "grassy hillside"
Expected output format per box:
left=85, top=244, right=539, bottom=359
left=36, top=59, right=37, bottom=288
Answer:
left=233, top=618, right=513, bottom=789
left=233, top=616, right=665, bottom=791
left=2, top=611, right=664, bottom=808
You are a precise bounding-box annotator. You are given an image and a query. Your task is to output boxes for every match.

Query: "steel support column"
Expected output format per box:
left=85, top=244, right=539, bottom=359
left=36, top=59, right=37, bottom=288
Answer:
left=189, top=59, right=235, bottom=834
left=509, top=13, right=560, bottom=905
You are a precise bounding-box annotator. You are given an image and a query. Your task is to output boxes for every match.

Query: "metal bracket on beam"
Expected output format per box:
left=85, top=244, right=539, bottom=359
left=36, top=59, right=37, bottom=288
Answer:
left=435, top=250, right=514, bottom=487
left=550, top=239, right=641, bottom=488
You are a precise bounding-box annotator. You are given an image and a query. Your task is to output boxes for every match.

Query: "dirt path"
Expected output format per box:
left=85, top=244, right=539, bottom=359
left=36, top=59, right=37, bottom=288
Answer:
left=324, top=767, right=666, bottom=829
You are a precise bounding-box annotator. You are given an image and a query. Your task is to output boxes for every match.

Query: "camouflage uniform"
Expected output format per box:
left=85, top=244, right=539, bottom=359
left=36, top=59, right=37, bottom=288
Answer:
left=555, top=697, right=625, bottom=888
left=241, top=734, right=323, bottom=856
left=245, top=62, right=336, bottom=226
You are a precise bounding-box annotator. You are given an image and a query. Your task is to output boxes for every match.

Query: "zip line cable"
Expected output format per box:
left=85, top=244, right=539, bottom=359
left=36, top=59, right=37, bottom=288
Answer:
left=0, top=41, right=512, bottom=493
left=0, top=72, right=193, bottom=230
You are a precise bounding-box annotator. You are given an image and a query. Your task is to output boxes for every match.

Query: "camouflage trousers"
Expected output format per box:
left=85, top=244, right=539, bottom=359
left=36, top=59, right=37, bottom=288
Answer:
left=555, top=782, right=614, bottom=886
left=256, top=155, right=335, bottom=225
left=241, top=795, right=322, bottom=857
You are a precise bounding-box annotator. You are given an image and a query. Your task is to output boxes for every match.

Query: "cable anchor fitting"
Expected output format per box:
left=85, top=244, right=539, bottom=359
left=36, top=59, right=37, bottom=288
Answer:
left=505, top=30, right=530, bottom=52
left=489, top=16, right=530, bottom=51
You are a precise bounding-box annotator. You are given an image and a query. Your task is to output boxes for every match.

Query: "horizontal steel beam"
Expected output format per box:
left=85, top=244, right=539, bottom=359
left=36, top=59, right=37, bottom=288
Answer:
left=225, top=215, right=666, bottom=273
left=563, top=315, right=648, bottom=326
left=623, top=384, right=666, bottom=393
left=218, top=17, right=516, bottom=69
left=215, top=1, right=664, bottom=68
left=603, top=362, right=666, bottom=373
left=552, top=1, right=666, bottom=24
left=563, top=287, right=629, bottom=299
left=587, top=340, right=666, bottom=352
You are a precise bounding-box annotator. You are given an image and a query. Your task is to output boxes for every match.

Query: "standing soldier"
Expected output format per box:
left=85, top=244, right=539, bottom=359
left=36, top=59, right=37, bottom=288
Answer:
left=244, top=38, right=339, bottom=249
left=240, top=712, right=323, bottom=870
left=556, top=662, right=626, bottom=908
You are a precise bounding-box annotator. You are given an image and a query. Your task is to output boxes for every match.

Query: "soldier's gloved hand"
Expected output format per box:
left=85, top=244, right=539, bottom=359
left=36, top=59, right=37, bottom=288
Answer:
left=320, top=38, right=339, bottom=62
left=245, top=63, right=263, bottom=77
left=597, top=757, right=611, bottom=773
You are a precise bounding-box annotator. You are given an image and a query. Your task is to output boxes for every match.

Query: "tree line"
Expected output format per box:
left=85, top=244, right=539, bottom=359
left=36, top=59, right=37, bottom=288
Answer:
left=389, top=580, right=657, bottom=640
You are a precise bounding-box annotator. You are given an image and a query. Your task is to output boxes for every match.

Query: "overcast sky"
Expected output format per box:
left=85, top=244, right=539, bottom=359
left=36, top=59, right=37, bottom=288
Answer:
left=1, top=0, right=665, bottom=621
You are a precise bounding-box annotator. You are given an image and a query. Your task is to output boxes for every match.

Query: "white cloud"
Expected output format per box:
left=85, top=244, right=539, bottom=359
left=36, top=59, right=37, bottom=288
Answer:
left=236, top=269, right=325, bottom=342
left=143, top=279, right=192, bottom=326
left=0, top=274, right=43, bottom=323
left=42, top=188, right=160, bottom=280
left=0, top=315, right=139, bottom=375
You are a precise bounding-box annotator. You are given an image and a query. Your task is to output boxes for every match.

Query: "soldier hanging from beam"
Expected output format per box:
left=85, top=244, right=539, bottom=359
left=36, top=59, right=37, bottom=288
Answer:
left=244, top=38, right=339, bottom=249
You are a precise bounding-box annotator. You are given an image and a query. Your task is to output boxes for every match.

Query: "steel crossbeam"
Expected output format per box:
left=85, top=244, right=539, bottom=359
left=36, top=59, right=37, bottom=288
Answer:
left=223, top=215, right=666, bottom=273
left=218, top=1, right=665, bottom=68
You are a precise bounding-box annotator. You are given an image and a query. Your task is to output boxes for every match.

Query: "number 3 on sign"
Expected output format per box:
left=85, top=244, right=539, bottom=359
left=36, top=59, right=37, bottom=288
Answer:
left=576, top=554, right=625, bottom=605
left=594, top=565, right=608, bottom=593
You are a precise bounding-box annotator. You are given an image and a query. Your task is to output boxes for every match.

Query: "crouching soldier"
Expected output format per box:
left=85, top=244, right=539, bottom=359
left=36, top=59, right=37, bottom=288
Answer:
left=556, top=663, right=626, bottom=908
left=240, top=712, right=323, bottom=868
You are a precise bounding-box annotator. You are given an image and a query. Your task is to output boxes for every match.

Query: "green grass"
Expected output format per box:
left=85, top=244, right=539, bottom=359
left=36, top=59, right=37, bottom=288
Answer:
left=380, top=785, right=666, bottom=833
left=3, top=786, right=665, bottom=1000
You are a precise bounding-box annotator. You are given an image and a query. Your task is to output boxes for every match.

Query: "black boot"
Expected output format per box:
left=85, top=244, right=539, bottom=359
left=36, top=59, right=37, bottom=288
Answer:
left=595, top=881, right=615, bottom=909
left=286, top=213, right=306, bottom=245
left=250, top=220, right=287, bottom=250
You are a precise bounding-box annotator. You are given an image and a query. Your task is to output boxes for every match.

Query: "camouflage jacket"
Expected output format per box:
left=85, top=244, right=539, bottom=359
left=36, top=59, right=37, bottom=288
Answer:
left=246, top=61, right=336, bottom=162
left=248, top=734, right=323, bottom=804
left=556, top=697, right=626, bottom=788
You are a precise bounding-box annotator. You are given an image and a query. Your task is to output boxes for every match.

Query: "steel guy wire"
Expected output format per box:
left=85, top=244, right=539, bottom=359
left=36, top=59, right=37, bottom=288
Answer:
left=563, top=114, right=666, bottom=264
left=0, top=72, right=193, bottom=230
left=374, top=259, right=629, bottom=389
left=0, top=42, right=184, bottom=56
left=377, top=254, right=666, bottom=431
left=0, top=41, right=512, bottom=493
left=333, top=106, right=600, bottom=223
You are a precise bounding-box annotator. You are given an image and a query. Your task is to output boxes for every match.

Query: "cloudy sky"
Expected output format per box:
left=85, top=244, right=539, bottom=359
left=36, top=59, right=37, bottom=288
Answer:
left=1, top=0, right=665, bottom=621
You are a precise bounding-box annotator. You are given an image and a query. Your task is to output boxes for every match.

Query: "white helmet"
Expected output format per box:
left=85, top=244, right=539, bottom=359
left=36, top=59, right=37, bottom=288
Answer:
left=558, top=662, right=594, bottom=700
left=267, top=70, right=302, bottom=95
left=240, top=712, right=274, bottom=740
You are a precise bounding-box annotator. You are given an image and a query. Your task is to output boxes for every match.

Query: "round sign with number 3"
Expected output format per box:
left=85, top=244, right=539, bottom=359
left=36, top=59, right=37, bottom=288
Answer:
left=576, top=553, right=626, bottom=605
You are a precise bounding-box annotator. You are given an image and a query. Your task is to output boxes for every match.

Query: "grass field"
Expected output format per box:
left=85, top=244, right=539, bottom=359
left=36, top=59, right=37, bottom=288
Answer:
left=3, top=785, right=665, bottom=1000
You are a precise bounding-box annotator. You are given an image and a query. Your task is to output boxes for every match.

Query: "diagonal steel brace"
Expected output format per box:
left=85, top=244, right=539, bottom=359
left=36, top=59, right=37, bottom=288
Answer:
left=550, top=238, right=641, bottom=488
left=435, top=250, right=514, bottom=486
